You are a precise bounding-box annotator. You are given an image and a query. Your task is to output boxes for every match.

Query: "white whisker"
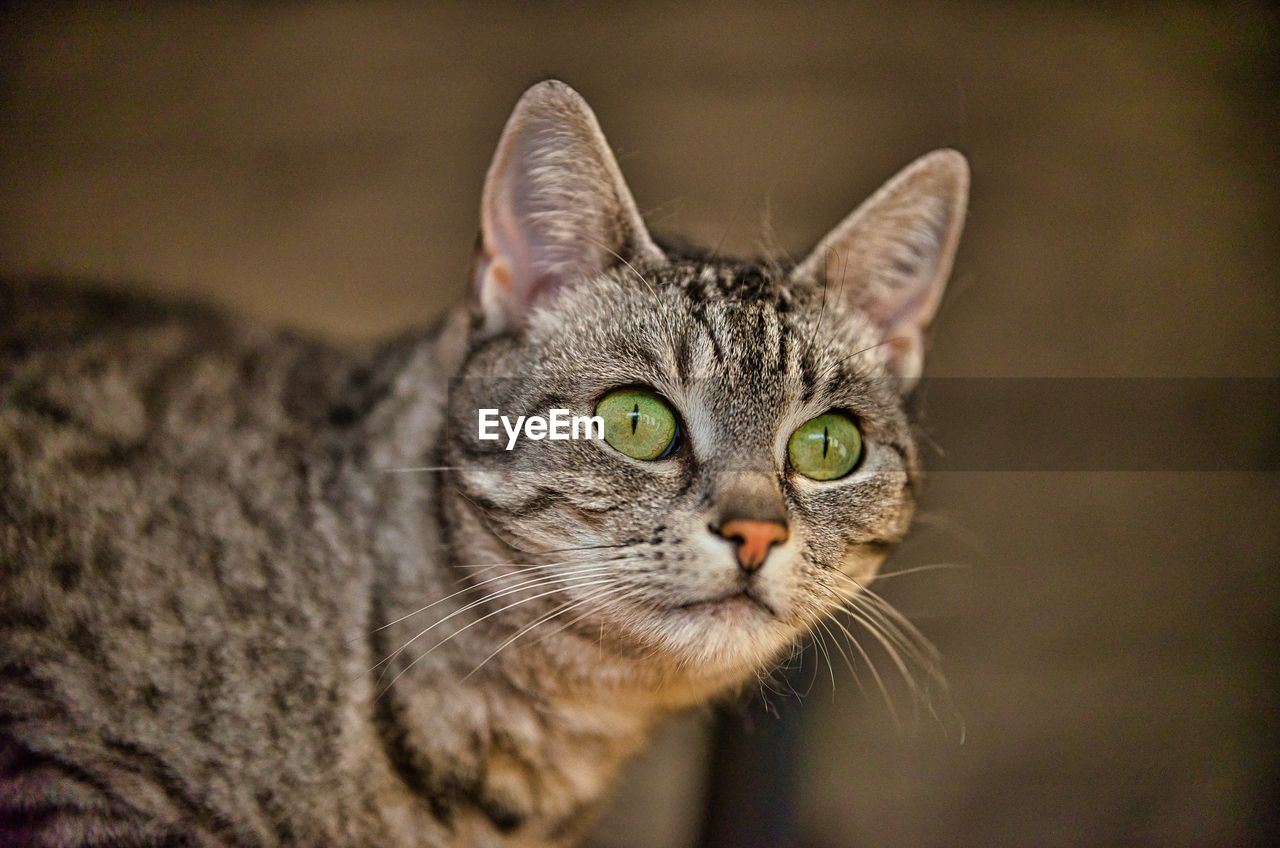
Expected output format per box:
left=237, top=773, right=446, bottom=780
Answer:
left=463, top=583, right=637, bottom=679
left=376, top=575, right=623, bottom=699
left=817, top=597, right=901, bottom=728
left=367, top=565, right=622, bottom=682
left=810, top=625, right=838, bottom=700
left=354, top=559, right=618, bottom=644
left=872, top=562, right=969, bottom=581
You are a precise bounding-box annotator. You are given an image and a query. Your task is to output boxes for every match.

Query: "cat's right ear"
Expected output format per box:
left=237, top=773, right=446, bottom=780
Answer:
left=791, top=149, right=969, bottom=392
left=472, top=80, right=664, bottom=335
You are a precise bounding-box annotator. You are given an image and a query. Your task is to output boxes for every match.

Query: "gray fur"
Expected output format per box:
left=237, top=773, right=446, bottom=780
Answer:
left=0, top=81, right=967, bottom=846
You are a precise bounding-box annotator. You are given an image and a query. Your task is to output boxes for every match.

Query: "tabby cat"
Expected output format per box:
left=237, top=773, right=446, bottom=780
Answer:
left=0, top=80, right=968, bottom=846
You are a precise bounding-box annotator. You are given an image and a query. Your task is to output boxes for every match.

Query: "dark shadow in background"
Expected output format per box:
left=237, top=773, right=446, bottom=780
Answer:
left=700, top=664, right=810, bottom=848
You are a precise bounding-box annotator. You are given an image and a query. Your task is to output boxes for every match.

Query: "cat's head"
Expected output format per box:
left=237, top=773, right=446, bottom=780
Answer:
left=444, top=81, right=967, bottom=688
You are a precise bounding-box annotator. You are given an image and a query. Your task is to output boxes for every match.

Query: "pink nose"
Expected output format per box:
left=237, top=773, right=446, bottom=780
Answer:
left=715, top=519, right=789, bottom=572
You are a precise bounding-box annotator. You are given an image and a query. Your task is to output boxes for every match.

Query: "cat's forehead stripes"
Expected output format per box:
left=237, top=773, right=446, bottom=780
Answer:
left=665, top=258, right=798, bottom=310
left=646, top=258, right=873, bottom=407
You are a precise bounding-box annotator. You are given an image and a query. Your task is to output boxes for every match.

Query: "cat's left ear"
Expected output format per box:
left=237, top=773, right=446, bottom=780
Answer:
left=792, top=149, right=969, bottom=391
left=473, top=80, right=664, bottom=335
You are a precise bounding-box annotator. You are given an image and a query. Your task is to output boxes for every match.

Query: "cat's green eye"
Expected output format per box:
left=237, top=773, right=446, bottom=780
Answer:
left=596, top=388, right=679, bottom=461
left=787, top=412, right=863, bottom=481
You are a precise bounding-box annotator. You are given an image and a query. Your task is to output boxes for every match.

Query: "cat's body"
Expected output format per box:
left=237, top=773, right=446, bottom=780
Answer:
left=0, top=82, right=969, bottom=846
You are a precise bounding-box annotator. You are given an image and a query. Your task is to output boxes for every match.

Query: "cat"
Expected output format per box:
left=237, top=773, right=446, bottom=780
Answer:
left=0, top=80, right=968, bottom=847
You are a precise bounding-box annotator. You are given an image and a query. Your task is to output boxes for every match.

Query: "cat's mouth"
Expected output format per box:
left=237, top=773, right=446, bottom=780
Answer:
left=674, top=589, right=776, bottom=618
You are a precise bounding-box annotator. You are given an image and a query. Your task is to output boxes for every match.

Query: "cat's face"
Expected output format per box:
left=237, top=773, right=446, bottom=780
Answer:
left=445, top=81, right=966, bottom=684
left=450, top=262, right=920, bottom=677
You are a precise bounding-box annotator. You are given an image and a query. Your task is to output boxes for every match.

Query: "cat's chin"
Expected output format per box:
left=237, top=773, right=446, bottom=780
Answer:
left=643, top=598, right=800, bottom=680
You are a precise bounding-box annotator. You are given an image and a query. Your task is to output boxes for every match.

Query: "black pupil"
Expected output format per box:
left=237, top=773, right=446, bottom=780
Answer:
left=629, top=403, right=640, bottom=434
left=822, top=425, right=829, bottom=458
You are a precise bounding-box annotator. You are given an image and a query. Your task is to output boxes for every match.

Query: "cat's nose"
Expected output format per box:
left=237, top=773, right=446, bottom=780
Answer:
left=712, top=519, right=789, bottom=573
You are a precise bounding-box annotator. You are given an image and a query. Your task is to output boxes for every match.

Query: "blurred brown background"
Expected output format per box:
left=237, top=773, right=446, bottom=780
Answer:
left=2, top=3, right=1277, bottom=846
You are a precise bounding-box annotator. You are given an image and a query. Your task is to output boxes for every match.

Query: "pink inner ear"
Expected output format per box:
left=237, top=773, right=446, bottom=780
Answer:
left=873, top=268, right=938, bottom=333
left=883, top=333, right=917, bottom=360
left=482, top=188, right=530, bottom=294
left=829, top=202, right=953, bottom=342
left=489, top=260, right=512, bottom=293
left=472, top=83, right=666, bottom=334
left=794, top=151, right=967, bottom=363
